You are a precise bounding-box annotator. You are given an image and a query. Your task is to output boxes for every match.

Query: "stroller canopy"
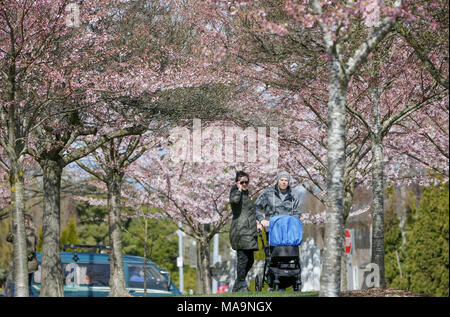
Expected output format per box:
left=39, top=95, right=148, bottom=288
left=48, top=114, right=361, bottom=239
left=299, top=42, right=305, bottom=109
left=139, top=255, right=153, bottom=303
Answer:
left=268, top=215, right=303, bottom=247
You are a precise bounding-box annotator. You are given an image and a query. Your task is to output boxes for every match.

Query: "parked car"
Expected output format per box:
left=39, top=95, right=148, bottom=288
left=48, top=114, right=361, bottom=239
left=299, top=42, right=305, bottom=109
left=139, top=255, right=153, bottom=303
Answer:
left=3, top=245, right=180, bottom=297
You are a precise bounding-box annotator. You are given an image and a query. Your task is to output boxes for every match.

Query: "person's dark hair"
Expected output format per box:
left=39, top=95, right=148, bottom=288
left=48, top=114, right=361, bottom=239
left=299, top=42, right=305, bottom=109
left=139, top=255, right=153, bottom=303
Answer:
left=235, top=171, right=249, bottom=182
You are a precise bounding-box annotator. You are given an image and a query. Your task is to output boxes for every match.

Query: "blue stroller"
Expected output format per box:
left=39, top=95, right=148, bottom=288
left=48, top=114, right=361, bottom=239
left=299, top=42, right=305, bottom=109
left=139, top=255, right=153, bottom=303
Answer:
left=255, top=215, right=303, bottom=291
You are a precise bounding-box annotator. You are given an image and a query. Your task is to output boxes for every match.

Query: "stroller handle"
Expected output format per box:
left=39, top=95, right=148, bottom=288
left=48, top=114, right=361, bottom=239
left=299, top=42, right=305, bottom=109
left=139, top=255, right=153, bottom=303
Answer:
left=258, top=230, right=265, bottom=248
left=257, top=227, right=270, bottom=269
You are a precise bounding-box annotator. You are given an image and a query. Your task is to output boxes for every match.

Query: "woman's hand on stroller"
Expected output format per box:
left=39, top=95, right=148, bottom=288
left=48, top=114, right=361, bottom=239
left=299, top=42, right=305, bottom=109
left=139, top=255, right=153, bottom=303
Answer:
left=257, top=220, right=270, bottom=231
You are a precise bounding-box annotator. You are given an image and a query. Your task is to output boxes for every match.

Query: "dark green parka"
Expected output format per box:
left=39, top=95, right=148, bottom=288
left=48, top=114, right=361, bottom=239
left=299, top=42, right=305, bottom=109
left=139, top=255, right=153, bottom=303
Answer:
left=229, top=185, right=258, bottom=251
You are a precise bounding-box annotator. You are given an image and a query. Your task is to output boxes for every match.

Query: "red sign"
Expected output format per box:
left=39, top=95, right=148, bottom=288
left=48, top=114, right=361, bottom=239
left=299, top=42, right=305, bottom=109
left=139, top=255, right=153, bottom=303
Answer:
left=217, top=282, right=229, bottom=294
left=345, top=229, right=352, bottom=254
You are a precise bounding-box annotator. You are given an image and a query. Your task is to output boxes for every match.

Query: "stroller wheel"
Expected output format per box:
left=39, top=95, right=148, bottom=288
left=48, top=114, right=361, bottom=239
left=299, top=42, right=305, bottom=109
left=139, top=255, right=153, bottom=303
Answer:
left=274, top=283, right=279, bottom=291
left=293, top=282, right=302, bottom=292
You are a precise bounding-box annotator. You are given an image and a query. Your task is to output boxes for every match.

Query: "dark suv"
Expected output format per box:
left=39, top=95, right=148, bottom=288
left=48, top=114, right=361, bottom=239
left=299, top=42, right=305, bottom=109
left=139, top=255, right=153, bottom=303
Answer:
left=3, top=245, right=180, bottom=297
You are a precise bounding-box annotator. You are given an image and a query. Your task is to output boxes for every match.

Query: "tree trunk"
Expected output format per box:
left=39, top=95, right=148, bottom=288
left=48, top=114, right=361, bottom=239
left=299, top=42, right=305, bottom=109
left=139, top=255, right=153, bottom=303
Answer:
left=107, top=176, right=130, bottom=297
left=40, top=159, right=65, bottom=297
left=341, top=183, right=356, bottom=292
left=319, top=56, right=347, bottom=297
left=340, top=236, right=348, bottom=292
left=4, top=53, right=28, bottom=296
left=9, top=166, right=29, bottom=297
left=143, top=217, right=148, bottom=297
left=370, top=86, right=386, bottom=288
left=196, top=235, right=212, bottom=294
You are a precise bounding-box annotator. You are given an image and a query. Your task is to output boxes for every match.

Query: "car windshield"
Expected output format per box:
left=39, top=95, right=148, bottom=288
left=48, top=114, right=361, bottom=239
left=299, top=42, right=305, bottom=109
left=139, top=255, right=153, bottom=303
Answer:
left=127, top=264, right=168, bottom=290
left=33, top=263, right=110, bottom=287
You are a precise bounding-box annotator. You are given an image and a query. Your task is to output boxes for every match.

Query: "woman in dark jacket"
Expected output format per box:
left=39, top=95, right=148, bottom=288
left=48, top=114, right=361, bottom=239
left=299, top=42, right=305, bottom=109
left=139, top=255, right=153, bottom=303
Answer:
left=229, top=171, right=258, bottom=292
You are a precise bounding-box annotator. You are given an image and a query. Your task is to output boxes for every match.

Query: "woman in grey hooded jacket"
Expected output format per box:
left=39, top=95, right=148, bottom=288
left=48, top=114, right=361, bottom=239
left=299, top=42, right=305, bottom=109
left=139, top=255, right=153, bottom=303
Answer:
left=255, top=171, right=301, bottom=231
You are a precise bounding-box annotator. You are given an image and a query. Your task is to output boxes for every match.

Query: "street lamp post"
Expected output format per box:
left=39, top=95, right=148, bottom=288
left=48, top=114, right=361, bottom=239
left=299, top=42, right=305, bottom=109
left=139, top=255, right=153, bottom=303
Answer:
left=175, top=222, right=185, bottom=294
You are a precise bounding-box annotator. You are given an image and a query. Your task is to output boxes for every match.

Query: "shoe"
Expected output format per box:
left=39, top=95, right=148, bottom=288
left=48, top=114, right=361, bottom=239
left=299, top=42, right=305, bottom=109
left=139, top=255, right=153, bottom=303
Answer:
left=232, top=282, right=250, bottom=293
left=236, top=285, right=250, bottom=292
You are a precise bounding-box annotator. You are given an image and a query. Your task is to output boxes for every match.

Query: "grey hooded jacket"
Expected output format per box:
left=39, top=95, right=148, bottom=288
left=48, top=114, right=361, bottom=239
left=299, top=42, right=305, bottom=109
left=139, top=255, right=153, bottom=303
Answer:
left=255, top=184, right=301, bottom=222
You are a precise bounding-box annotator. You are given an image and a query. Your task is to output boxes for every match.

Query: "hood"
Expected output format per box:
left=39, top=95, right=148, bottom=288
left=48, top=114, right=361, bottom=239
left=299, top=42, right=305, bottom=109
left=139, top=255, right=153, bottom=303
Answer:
left=276, top=171, right=291, bottom=185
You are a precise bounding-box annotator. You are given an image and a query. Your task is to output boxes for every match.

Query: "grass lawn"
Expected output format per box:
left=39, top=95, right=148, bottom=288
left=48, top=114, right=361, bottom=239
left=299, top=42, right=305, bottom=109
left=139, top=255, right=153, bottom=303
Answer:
left=177, top=280, right=319, bottom=297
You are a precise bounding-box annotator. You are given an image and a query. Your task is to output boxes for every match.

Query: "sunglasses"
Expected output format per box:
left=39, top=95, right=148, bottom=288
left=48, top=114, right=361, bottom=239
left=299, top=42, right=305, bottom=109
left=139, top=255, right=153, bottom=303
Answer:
left=240, top=180, right=249, bottom=185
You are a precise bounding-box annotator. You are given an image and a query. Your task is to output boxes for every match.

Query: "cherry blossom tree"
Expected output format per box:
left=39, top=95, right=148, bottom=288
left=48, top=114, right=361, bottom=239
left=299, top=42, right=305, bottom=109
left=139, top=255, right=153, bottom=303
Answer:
left=3, top=0, right=446, bottom=298
left=131, top=120, right=277, bottom=294
left=295, top=0, right=407, bottom=297
left=27, top=107, right=146, bottom=296
left=0, top=0, right=223, bottom=297
left=278, top=33, right=447, bottom=289
left=74, top=133, right=160, bottom=297
left=0, top=147, right=42, bottom=296
left=0, top=0, right=68, bottom=295
left=394, top=0, right=449, bottom=90
left=354, top=48, right=446, bottom=288
left=384, top=98, right=449, bottom=182
left=58, top=0, right=247, bottom=296
left=196, top=0, right=447, bottom=296
left=0, top=0, right=136, bottom=296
